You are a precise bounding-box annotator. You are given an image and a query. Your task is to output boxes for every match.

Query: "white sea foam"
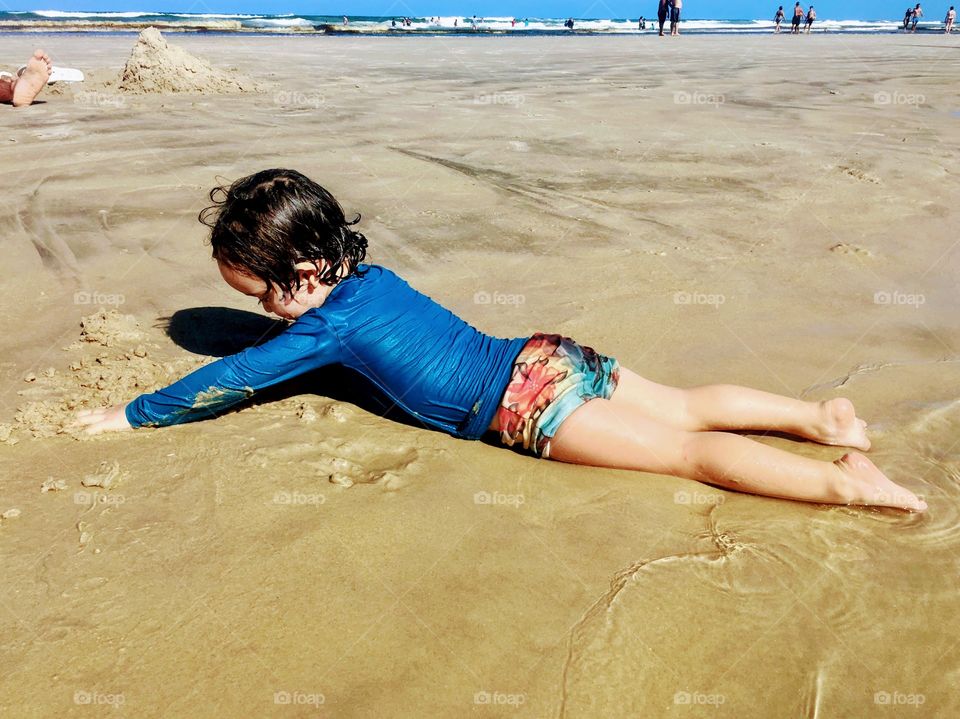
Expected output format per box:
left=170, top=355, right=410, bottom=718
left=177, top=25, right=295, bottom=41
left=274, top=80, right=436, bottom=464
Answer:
left=32, top=10, right=155, bottom=18
left=170, top=13, right=274, bottom=19
left=6, top=11, right=939, bottom=34
left=243, top=17, right=313, bottom=27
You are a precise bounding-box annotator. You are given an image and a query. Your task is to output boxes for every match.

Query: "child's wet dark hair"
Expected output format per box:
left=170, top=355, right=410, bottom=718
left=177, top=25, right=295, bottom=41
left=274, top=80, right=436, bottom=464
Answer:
left=199, top=169, right=368, bottom=298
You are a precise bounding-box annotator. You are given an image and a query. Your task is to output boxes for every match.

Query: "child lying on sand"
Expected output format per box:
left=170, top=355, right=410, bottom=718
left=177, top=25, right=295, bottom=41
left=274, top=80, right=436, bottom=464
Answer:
left=76, top=169, right=927, bottom=512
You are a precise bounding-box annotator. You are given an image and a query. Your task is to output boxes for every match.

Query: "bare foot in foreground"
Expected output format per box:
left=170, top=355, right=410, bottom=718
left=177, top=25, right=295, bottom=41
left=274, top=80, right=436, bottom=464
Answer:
left=834, top=451, right=926, bottom=511
left=11, top=49, right=51, bottom=107
left=815, top=397, right=871, bottom=451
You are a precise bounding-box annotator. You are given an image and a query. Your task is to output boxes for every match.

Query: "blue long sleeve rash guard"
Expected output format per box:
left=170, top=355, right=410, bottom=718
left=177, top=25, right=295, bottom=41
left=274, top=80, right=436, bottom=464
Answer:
left=125, top=264, right=529, bottom=440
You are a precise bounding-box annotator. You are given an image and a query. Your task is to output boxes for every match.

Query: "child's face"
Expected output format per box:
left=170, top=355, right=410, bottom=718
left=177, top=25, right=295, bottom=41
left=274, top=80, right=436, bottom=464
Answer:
left=218, top=260, right=335, bottom=320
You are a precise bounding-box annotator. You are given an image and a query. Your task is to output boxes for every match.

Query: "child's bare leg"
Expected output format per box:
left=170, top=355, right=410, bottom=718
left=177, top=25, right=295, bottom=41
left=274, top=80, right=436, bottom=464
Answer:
left=547, top=399, right=926, bottom=511
left=611, top=367, right=870, bottom=450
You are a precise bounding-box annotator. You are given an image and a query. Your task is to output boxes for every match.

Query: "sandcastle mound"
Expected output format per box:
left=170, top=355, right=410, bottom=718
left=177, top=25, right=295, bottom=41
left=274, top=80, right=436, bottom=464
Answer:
left=117, top=27, right=259, bottom=94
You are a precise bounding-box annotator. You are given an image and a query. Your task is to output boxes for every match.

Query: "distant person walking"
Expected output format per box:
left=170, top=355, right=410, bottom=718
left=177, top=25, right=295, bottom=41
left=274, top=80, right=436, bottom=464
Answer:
left=774, top=5, right=785, bottom=32
left=947, top=6, right=956, bottom=32
left=792, top=2, right=804, bottom=33
left=805, top=5, right=816, bottom=31
left=903, top=6, right=914, bottom=28
left=670, top=0, right=683, bottom=35
left=657, top=0, right=670, bottom=35
left=911, top=4, right=923, bottom=30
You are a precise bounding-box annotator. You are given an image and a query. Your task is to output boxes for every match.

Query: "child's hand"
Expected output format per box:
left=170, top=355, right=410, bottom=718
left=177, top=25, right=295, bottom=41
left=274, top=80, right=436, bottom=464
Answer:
left=74, top=404, right=133, bottom=435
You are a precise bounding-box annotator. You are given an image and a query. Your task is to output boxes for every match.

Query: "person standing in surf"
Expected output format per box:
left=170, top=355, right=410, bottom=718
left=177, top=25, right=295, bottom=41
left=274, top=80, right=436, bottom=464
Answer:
left=911, top=3, right=923, bottom=31
left=657, top=0, right=670, bottom=35
left=946, top=6, right=956, bottom=33
left=804, top=5, right=816, bottom=32
left=670, top=0, right=683, bottom=35
left=774, top=5, right=786, bottom=32
left=792, top=2, right=805, bottom=33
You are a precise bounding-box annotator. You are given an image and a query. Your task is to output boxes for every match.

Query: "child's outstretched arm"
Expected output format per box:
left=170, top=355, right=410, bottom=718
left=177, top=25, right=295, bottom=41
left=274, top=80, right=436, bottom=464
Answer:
left=75, top=310, right=340, bottom=435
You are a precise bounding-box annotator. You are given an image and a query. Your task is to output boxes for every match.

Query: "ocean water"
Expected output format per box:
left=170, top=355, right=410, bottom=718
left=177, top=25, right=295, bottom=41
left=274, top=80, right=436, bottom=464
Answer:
left=0, top=10, right=949, bottom=34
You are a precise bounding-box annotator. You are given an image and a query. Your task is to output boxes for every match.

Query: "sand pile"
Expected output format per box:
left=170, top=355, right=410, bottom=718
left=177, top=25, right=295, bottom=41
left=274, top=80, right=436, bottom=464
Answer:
left=117, top=27, right=259, bottom=94
left=4, top=309, right=207, bottom=440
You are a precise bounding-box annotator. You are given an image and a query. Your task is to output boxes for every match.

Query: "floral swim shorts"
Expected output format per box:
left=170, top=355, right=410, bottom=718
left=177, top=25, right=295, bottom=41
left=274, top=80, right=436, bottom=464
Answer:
left=496, top=332, right=620, bottom=459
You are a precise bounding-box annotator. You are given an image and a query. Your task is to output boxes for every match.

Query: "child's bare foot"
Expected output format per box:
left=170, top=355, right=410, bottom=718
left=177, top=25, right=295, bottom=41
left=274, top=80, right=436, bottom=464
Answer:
left=833, top=451, right=927, bottom=511
left=814, top=397, right=871, bottom=451
left=11, top=49, right=51, bottom=107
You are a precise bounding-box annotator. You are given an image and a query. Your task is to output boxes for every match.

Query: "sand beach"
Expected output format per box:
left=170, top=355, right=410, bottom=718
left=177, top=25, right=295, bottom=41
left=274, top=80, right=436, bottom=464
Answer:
left=1, top=31, right=959, bottom=717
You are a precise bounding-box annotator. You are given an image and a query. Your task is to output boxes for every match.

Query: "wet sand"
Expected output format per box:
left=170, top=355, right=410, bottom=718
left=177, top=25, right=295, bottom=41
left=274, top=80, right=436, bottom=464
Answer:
left=1, top=33, right=959, bottom=717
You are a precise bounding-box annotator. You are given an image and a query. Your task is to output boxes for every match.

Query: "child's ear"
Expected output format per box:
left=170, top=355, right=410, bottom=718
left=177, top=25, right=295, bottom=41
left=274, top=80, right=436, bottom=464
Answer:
left=293, top=260, right=324, bottom=288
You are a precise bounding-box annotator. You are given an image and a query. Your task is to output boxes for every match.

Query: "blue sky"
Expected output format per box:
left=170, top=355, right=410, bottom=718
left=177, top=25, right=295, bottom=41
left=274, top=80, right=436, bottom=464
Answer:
left=2, top=0, right=932, bottom=19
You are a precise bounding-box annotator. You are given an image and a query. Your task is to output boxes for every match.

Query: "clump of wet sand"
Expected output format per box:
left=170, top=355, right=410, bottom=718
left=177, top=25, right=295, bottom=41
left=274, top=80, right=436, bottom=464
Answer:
left=9, top=309, right=207, bottom=440
left=117, top=27, right=260, bottom=94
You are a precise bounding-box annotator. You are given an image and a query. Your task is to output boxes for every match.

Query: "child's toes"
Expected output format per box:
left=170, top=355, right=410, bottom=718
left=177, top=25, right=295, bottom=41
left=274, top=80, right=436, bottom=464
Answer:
left=880, top=490, right=927, bottom=512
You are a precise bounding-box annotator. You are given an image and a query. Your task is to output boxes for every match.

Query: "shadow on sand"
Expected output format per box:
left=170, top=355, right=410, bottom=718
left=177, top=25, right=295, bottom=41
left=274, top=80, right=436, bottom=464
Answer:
left=153, top=306, right=430, bottom=433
